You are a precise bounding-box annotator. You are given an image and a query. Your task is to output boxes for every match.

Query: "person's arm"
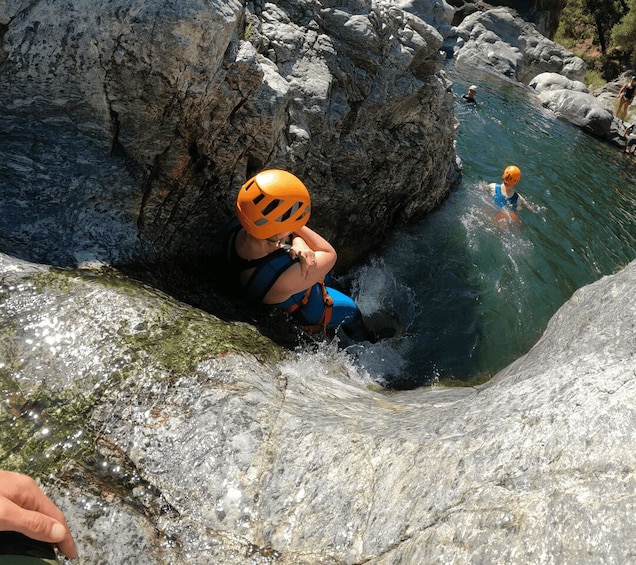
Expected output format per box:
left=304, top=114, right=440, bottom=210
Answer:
left=517, top=194, right=536, bottom=213
left=0, top=470, right=77, bottom=559
left=264, top=225, right=337, bottom=303
left=288, top=232, right=317, bottom=279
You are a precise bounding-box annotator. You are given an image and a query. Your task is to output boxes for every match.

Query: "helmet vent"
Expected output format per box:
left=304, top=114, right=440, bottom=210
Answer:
left=261, top=199, right=282, bottom=217
left=277, top=202, right=302, bottom=222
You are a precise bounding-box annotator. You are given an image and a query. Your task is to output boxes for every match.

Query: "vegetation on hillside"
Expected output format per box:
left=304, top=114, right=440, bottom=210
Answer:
left=555, top=0, right=636, bottom=82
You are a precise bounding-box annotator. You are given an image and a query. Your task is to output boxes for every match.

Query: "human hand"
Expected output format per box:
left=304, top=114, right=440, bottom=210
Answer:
left=295, top=248, right=318, bottom=278
left=0, top=470, right=78, bottom=559
left=288, top=237, right=318, bottom=279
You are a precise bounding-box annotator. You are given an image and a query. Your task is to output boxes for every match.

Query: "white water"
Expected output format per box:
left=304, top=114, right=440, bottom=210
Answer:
left=315, top=66, right=636, bottom=389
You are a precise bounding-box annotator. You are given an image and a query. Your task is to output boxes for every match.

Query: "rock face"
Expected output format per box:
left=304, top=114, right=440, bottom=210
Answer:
left=529, top=71, right=588, bottom=93
left=448, top=0, right=566, bottom=38
left=451, top=7, right=584, bottom=84
left=0, top=0, right=458, bottom=270
left=530, top=72, right=613, bottom=137
left=536, top=90, right=613, bottom=137
left=1, top=252, right=636, bottom=564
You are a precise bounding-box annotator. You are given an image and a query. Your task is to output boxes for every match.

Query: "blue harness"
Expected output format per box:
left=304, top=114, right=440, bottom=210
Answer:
left=227, top=224, right=359, bottom=333
left=493, top=183, right=519, bottom=210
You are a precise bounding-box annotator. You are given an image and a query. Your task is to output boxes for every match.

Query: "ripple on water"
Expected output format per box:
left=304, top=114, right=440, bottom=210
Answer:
left=343, top=65, right=636, bottom=388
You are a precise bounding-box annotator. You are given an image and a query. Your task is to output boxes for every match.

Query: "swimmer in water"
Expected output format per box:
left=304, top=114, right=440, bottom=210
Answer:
left=488, top=165, right=536, bottom=214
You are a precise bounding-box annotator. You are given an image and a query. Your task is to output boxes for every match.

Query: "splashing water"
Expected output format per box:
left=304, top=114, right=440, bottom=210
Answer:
left=335, top=65, right=636, bottom=389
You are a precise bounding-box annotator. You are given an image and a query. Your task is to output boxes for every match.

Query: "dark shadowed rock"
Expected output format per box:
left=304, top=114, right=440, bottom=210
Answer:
left=0, top=0, right=459, bottom=270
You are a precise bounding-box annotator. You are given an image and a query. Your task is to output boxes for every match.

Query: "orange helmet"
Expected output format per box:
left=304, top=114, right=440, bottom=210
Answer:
left=502, top=165, right=521, bottom=186
left=235, top=169, right=311, bottom=239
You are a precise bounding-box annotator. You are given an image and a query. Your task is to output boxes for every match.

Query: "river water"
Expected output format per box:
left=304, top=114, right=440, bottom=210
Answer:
left=345, top=65, right=636, bottom=390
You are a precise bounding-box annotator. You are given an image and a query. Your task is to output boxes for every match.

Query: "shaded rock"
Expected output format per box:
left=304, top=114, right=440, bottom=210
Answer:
left=2, top=251, right=636, bottom=563
left=451, top=7, right=584, bottom=84
left=0, top=0, right=459, bottom=270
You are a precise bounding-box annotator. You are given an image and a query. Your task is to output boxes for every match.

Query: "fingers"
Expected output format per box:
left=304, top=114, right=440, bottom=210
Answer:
left=0, top=471, right=78, bottom=558
left=0, top=496, right=74, bottom=555
left=290, top=249, right=317, bottom=279
left=300, top=256, right=317, bottom=279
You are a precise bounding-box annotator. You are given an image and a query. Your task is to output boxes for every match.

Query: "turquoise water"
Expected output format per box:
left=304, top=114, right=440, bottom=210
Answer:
left=355, top=66, right=636, bottom=389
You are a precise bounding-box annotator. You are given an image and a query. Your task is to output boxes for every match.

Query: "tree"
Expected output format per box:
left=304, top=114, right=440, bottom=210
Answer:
left=555, top=0, right=595, bottom=47
left=612, top=0, right=636, bottom=62
left=583, top=0, right=629, bottom=54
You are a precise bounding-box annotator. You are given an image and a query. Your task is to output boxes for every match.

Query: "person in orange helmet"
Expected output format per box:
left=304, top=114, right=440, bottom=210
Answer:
left=488, top=165, right=535, bottom=213
left=227, top=169, right=378, bottom=341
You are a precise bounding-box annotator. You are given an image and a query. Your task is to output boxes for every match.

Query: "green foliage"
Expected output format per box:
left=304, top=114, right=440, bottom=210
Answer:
left=555, top=0, right=596, bottom=46
left=555, top=0, right=636, bottom=72
left=0, top=376, right=94, bottom=477
left=584, top=68, right=607, bottom=89
left=612, top=0, right=636, bottom=61
left=242, top=22, right=253, bottom=41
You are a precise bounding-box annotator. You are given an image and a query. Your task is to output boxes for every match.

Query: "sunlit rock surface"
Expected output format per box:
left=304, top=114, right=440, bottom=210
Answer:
left=2, top=252, right=635, bottom=563
left=529, top=71, right=589, bottom=94
left=449, top=0, right=566, bottom=38
left=0, top=0, right=458, bottom=269
left=528, top=72, right=612, bottom=138
left=450, top=7, right=585, bottom=84
left=536, top=89, right=613, bottom=138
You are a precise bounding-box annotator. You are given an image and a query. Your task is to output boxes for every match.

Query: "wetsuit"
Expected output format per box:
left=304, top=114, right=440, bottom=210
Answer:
left=492, top=183, right=519, bottom=211
left=226, top=223, right=365, bottom=335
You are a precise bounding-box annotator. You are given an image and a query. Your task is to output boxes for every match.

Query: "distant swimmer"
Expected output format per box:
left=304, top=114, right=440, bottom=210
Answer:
left=487, top=165, right=536, bottom=218
left=462, top=85, right=478, bottom=104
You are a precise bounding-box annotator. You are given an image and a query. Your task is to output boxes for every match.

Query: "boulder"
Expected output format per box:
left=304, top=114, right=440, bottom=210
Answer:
left=451, top=7, right=585, bottom=84
left=392, top=0, right=456, bottom=30
left=537, top=89, right=613, bottom=137
left=529, top=71, right=588, bottom=93
left=526, top=72, right=611, bottom=138
left=2, top=249, right=636, bottom=563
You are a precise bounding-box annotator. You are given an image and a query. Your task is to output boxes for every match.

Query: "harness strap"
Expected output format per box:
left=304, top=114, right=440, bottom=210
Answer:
left=245, top=249, right=294, bottom=304
left=286, top=280, right=334, bottom=335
